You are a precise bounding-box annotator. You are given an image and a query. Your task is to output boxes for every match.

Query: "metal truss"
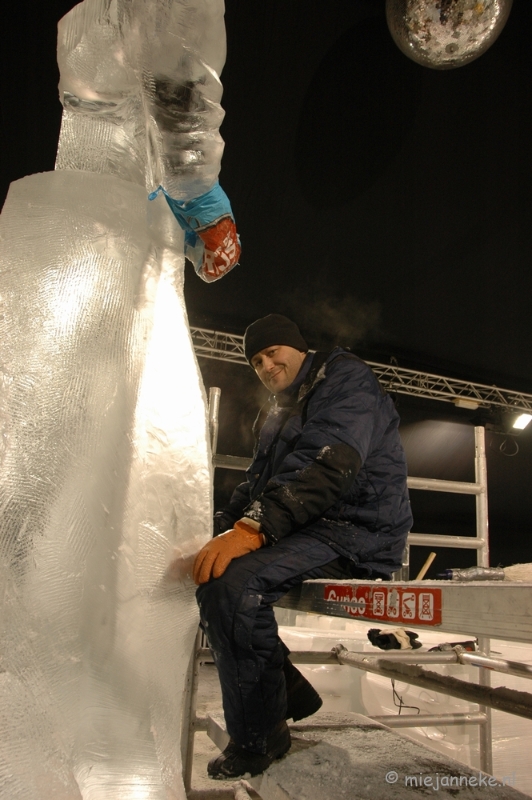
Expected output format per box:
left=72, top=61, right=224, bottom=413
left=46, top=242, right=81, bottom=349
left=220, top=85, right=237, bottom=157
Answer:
left=190, top=327, right=532, bottom=413
left=191, top=327, right=249, bottom=365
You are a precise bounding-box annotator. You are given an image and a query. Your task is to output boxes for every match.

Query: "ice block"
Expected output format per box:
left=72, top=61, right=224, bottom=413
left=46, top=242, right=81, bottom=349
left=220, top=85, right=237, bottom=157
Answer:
left=0, top=0, right=232, bottom=797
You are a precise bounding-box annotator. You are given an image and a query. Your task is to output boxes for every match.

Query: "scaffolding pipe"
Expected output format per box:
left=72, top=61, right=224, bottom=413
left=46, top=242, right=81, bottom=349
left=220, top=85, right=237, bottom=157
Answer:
left=408, top=533, right=486, bottom=550
left=298, top=652, right=458, bottom=664
left=473, top=429, right=492, bottom=773
left=407, top=477, right=483, bottom=495
left=208, top=387, right=221, bottom=460
left=459, top=650, right=532, bottom=680
left=213, top=453, right=250, bottom=471
left=475, top=427, right=490, bottom=568
left=477, top=635, right=493, bottom=775
left=333, top=646, right=532, bottom=722
left=182, top=630, right=203, bottom=794
left=370, top=712, right=488, bottom=728
left=289, top=648, right=532, bottom=681
left=319, top=650, right=460, bottom=664
left=288, top=650, right=457, bottom=665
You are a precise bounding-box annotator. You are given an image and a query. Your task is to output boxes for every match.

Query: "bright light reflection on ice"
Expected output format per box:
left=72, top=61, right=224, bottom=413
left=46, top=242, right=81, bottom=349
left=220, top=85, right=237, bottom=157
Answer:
left=136, top=266, right=209, bottom=456
left=125, top=781, right=152, bottom=800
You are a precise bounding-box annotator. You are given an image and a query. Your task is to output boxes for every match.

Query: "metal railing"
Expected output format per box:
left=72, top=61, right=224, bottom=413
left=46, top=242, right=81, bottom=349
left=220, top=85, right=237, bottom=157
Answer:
left=213, top=429, right=490, bottom=571
left=184, top=638, right=532, bottom=794
left=408, top=425, right=489, bottom=567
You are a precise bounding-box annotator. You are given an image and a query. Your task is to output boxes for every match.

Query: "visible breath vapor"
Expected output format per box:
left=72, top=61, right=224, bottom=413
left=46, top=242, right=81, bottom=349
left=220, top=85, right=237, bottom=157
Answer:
left=286, top=289, right=382, bottom=351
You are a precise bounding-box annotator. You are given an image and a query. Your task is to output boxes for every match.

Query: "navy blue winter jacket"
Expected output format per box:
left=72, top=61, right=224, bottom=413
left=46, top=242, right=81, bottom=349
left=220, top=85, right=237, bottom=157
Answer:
left=215, top=348, right=413, bottom=578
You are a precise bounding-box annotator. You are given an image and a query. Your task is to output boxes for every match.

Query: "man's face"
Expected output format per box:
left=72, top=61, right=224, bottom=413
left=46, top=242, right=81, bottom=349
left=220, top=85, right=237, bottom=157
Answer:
left=251, top=345, right=307, bottom=393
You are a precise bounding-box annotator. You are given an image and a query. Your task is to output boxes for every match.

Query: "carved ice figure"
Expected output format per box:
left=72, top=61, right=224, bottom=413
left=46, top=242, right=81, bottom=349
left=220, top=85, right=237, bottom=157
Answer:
left=0, top=1, right=236, bottom=798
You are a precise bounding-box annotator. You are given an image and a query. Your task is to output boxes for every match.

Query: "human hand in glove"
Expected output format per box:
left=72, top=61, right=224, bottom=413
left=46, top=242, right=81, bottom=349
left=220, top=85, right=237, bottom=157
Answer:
left=193, top=520, right=264, bottom=585
left=149, top=182, right=241, bottom=283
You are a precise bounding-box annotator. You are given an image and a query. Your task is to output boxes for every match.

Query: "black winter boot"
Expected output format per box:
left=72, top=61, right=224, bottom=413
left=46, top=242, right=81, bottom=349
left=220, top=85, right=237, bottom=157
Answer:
left=283, top=657, right=323, bottom=722
left=207, top=721, right=291, bottom=780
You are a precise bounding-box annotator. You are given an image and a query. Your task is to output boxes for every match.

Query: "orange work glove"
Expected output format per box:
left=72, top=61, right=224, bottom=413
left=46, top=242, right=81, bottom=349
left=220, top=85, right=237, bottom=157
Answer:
left=193, top=520, right=264, bottom=585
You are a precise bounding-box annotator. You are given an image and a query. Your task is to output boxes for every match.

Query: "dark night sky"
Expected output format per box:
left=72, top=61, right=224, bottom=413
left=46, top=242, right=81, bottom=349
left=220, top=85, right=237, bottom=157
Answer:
left=1, top=0, right=531, bottom=575
left=196, top=0, right=532, bottom=392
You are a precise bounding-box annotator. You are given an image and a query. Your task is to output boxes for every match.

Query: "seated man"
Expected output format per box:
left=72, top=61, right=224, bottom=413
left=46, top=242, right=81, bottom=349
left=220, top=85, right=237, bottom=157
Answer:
left=194, top=313, right=413, bottom=779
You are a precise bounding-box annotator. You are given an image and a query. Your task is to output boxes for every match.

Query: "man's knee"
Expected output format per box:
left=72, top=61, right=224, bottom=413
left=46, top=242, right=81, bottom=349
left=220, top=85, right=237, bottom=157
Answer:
left=197, top=574, right=231, bottom=617
left=195, top=563, right=250, bottom=627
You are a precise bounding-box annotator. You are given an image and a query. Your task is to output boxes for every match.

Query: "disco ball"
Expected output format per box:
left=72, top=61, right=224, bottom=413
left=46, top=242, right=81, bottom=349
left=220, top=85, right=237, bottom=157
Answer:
left=386, top=0, right=513, bottom=69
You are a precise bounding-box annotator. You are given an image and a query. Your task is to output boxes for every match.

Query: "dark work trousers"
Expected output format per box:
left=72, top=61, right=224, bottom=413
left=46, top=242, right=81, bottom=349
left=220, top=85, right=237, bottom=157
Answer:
left=196, top=533, right=352, bottom=754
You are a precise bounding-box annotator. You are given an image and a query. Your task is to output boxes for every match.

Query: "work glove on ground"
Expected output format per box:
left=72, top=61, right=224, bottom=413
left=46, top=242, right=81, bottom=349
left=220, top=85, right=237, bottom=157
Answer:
left=193, top=520, right=264, bottom=584
left=367, top=628, right=422, bottom=650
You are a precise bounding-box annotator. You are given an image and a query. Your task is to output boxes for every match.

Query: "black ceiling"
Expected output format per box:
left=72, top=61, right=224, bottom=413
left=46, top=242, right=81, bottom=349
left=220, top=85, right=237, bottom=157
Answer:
left=1, top=0, right=531, bottom=574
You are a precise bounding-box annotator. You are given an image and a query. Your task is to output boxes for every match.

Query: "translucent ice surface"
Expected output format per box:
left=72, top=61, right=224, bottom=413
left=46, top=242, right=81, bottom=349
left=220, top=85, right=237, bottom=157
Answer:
left=56, top=0, right=227, bottom=198
left=0, top=0, right=229, bottom=797
left=0, top=170, right=211, bottom=800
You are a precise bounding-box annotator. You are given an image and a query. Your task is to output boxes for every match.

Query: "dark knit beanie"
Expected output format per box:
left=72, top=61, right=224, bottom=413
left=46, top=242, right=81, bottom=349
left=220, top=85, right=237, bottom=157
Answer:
left=244, top=314, right=308, bottom=363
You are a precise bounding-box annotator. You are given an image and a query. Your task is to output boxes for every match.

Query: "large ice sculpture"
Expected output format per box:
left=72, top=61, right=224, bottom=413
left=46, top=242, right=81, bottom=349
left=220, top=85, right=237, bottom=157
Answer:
left=0, top=1, right=232, bottom=797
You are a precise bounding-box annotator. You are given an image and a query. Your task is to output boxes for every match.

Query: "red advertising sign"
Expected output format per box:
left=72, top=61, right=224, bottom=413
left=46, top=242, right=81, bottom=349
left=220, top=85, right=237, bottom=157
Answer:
left=323, top=584, right=442, bottom=626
